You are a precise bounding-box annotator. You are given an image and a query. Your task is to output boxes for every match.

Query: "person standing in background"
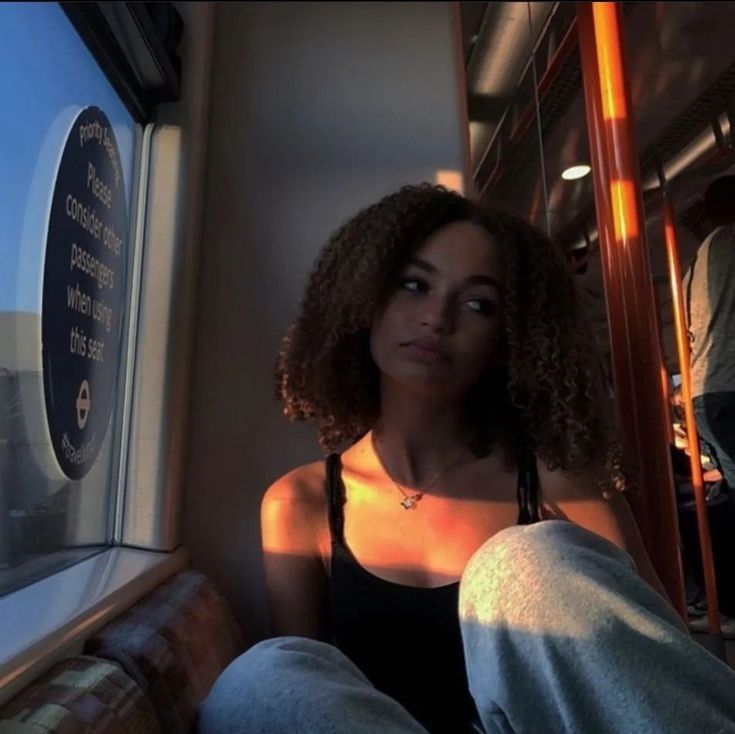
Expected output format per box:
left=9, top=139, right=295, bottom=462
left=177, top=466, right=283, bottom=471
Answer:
left=684, top=175, right=735, bottom=489
left=683, top=176, right=735, bottom=627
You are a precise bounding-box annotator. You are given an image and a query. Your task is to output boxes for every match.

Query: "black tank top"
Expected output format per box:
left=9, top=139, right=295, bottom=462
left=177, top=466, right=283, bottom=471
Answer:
left=326, top=448, right=541, bottom=733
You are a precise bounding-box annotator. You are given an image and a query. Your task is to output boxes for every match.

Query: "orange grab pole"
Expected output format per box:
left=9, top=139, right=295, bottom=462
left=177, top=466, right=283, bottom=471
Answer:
left=651, top=284, right=674, bottom=446
left=663, top=196, right=722, bottom=636
left=577, top=2, right=686, bottom=617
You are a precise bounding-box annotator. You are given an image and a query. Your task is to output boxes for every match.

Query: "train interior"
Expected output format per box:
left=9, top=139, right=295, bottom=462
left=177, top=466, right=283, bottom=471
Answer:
left=1, top=1, right=734, bottom=730
left=464, top=0, right=735, bottom=649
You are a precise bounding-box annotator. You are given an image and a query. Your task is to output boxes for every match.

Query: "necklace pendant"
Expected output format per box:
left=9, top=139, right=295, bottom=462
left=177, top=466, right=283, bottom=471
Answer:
left=400, top=493, right=423, bottom=510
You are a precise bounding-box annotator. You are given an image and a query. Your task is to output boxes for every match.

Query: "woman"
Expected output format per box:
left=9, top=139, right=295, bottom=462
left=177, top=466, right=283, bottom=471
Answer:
left=200, top=185, right=735, bottom=734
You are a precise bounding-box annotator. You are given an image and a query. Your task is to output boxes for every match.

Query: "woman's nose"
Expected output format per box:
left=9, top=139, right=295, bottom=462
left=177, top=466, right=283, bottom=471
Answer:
left=419, top=297, right=453, bottom=333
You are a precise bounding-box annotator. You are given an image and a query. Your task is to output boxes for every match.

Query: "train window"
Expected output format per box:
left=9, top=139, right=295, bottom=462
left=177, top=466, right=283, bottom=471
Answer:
left=0, top=4, right=141, bottom=597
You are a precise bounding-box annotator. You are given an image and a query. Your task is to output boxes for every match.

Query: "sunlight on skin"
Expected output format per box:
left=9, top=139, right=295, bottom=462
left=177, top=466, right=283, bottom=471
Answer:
left=261, top=410, right=666, bottom=599
left=262, top=452, right=644, bottom=591
left=261, top=474, right=324, bottom=557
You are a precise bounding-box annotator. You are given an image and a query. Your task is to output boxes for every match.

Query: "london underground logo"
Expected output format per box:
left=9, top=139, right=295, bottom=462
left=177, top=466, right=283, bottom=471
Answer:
left=76, top=379, right=91, bottom=429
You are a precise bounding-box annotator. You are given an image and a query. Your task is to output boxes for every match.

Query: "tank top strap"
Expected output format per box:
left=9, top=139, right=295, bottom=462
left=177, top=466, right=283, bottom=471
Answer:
left=325, top=453, right=346, bottom=545
left=516, top=444, right=542, bottom=525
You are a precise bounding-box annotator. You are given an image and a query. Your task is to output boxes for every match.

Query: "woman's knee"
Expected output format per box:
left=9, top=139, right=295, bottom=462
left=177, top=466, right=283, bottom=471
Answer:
left=199, top=637, right=343, bottom=732
left=459, top=521, right=635, bottom=621
left=464, top=520, right=631, bottom=579
left=207, top=636, right=353, bottom=692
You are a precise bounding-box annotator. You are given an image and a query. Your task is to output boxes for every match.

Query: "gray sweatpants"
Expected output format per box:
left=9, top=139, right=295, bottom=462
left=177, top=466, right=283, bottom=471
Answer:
left=199, top=521, right=735, bottom=733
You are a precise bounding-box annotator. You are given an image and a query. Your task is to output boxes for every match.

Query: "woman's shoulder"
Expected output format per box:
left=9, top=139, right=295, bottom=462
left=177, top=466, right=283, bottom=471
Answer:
left=263, top=458, right=329, bottom=505
left=261, top=458, right=333, bottom=558
left=535, top=460, right=620, bottom=511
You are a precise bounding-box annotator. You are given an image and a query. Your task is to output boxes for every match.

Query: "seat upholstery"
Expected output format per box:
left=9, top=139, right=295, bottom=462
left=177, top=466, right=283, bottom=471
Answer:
left=85, top=570, right=244, bottom=734
left=0, top=655, right=159, bottom=734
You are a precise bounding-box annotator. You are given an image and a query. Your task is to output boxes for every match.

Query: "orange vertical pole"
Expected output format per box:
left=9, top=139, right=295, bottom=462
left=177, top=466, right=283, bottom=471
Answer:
left=651, top=284, right=674, bottom=445
left=577, top=2, right=638, bottom=489
left=577, top=2, right=686, bottom=618
left=663, top=195, right=722, bottom=637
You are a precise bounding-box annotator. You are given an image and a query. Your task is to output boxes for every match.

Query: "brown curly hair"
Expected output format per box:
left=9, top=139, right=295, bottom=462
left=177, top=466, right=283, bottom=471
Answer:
left=276, top=183, right=620, bottom=477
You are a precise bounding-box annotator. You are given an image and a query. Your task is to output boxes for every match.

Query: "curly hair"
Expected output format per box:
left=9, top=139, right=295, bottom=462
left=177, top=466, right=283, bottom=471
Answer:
left=276, top=183, right=621, bottom=479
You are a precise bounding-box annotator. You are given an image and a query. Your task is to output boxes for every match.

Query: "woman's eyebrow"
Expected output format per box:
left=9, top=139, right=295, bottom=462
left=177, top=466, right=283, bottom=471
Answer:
left=406, top=257, right=436, bottom=273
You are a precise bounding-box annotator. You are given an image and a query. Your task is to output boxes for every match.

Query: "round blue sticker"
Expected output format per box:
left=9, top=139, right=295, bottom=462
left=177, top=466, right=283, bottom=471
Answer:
left=42, top=106, right=127, bottom=480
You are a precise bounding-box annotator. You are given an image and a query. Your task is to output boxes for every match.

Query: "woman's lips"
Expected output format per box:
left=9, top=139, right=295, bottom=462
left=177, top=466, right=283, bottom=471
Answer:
left=402, top=339, right=451, bottom=362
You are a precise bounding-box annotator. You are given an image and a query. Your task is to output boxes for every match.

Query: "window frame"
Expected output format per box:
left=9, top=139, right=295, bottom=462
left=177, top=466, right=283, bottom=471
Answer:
left=61, top=1, right=181, bottom=123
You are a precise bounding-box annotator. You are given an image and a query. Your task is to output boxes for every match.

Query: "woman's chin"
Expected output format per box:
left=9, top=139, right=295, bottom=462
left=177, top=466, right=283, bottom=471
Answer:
left=386, top=368, right=466, bottom=400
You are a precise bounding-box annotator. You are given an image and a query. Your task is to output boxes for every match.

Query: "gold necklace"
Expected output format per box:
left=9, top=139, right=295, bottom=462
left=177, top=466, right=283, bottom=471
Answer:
left=375, top=444, right=470, bottom=510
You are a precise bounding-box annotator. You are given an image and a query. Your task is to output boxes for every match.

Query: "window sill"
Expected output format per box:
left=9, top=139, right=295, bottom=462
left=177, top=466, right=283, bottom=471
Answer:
left=0, top=545, right=188, bottom=706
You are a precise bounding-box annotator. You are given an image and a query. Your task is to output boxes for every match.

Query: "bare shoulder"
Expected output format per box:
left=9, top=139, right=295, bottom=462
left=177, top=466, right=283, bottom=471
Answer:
left=537, top=460, right=669, bottom=600
left=536, top=460, right=630, bottom=527
left=261, top=460, right=329, bottom=555
left=262, top=460, right=328, bottom=510
left=536, top=460, right=635, bottom=559
left=535, top=459, right=609, bottom=501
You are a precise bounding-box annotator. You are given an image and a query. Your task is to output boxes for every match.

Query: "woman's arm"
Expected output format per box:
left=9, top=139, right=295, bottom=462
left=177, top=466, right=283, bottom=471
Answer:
left=539, top=465, right=671, bottom=603
left=260, top=469, right=330, bottom=639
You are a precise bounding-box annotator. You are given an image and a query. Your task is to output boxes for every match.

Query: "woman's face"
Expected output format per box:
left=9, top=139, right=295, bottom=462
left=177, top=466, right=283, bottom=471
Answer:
left=370, top=220, right=504, bottom=399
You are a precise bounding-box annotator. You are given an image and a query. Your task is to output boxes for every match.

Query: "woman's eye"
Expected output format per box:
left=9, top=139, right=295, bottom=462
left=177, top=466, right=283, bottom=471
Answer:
left=465, top=298, right=496, bottom=316
left=399, top=277, right=426, bottom=293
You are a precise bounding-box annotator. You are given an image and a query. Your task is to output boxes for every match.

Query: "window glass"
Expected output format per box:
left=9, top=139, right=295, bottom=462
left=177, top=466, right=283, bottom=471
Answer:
left=0, top=3, right=139, bottom=596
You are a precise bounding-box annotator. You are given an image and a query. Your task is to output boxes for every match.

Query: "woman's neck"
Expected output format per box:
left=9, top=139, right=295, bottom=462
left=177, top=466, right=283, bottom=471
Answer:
left=372, top=382, right=474, bottom=488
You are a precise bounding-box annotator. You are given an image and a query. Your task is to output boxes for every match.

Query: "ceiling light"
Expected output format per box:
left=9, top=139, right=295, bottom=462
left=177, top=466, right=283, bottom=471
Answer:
left=562, top=164, right=591, bottom=181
